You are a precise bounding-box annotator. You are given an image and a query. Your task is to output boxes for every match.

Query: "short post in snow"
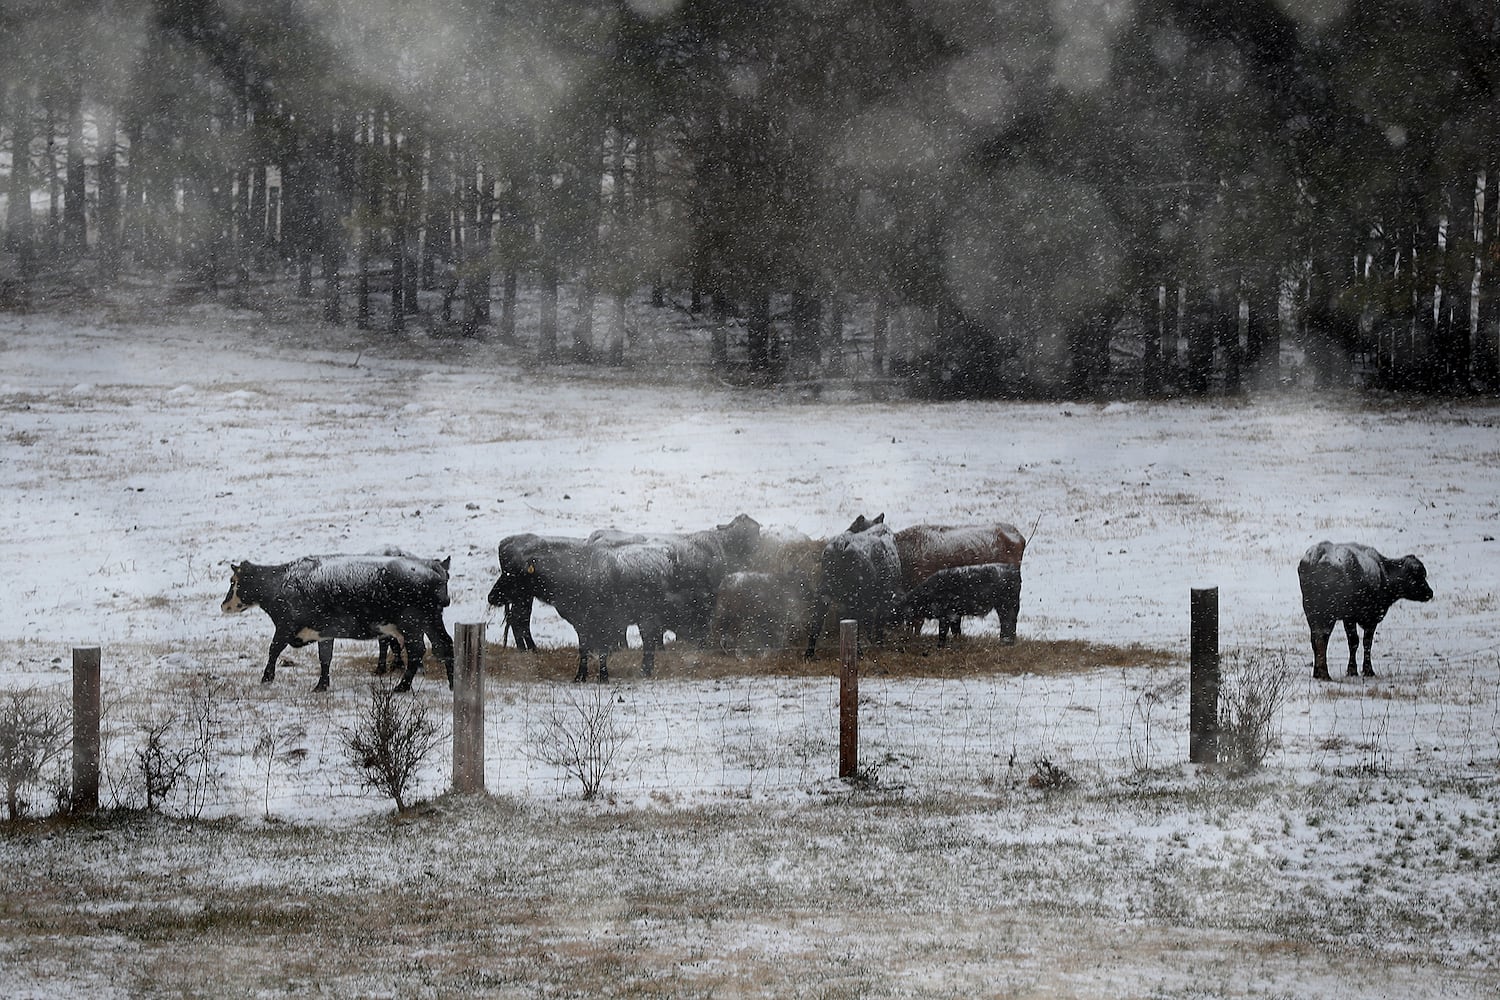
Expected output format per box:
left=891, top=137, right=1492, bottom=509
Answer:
left=838, top=619, right=859, bottom=780
left=452, top=623, right=486, bottom=795
left=71, top=646, right=101, bottom=813
left=1189, top=587, right=1220, bottom=765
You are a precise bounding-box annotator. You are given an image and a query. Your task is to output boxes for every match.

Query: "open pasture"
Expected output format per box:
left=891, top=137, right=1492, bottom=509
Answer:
left=1, top=301, right=1498, bottom=997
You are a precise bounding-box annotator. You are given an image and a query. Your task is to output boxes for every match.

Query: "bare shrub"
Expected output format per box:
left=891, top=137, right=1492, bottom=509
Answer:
left=137, top=717, right=190, bottom=812
left=252, top=723, right=308, bottom=820
left=1127, top=672, right=1187, bottom=774
left=340, top=685, right=444, bottom=813
left=1027, top=756, right=1076, bottom=792
left=1216, top=649, right=1291, bottom=775
left=0, top=688, right=71, bottom=821
left=525, top=688, right=631, bottom=800
left=135, top=675, right=221, bottom=818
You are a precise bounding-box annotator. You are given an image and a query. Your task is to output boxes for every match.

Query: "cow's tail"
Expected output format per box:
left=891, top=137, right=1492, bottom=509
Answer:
left=501, top=603, right=512, bottom=648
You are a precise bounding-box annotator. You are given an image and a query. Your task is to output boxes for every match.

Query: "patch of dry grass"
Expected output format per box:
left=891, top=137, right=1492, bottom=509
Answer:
left=470, top=635, right=1174, bottom=684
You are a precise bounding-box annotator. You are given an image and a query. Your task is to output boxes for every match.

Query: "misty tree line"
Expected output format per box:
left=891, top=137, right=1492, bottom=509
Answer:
left=3, top=0, right=1499, bottom=398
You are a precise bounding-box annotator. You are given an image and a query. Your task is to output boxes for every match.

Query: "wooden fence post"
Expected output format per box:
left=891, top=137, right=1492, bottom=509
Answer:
left=1189, top=587, right=1220, bottom=765
left=71, top=646, right=101, bottom=813
left=838, top=619, right=859, bottom=779
left=452, top=623, right=485, bottom=795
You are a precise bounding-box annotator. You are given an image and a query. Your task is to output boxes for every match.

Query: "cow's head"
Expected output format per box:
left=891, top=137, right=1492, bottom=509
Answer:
left=1396, top=555, right=1433, bottom=603
left=221, top=562, right=252, bottom=614
left=716, top=513, right=762, bottom=562
left=487, top=559, right=536, bottom=608
left=847, top=513, right=884, bottom=534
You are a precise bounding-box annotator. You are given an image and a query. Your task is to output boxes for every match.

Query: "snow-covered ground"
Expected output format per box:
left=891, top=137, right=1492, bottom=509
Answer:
left=1, top=296, right=1497, bottom=997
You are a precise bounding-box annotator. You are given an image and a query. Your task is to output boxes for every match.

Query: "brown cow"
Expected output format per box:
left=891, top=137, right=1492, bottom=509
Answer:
left=893, top=522, right=1026, bottom=642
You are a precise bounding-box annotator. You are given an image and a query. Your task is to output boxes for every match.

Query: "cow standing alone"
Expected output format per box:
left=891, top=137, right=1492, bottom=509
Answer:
left=1297, top=541, right=1433, bottom=679
left=223, top=554, right=455, bottom=692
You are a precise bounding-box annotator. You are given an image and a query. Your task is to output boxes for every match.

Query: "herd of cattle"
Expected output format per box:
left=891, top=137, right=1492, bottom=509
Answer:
left=220, top=514, right=1433, bottom=691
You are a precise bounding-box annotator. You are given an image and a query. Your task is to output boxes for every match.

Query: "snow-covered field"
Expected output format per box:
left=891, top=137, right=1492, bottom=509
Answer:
left=1, top=295, right=1498, bottom=997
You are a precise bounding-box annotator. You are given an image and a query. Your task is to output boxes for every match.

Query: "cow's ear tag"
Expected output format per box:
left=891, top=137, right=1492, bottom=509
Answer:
left=526, top=560, right=536, bottom=575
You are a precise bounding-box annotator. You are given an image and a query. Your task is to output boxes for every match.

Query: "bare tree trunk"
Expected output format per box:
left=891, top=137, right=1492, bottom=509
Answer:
left=5, top=85, right=35, bottom=286
left=539, top=262, right=559, bottom=360
left=63, top=83, right=87, bottom=253
left=389, top=116, right=406, bottom=335
left=1140, top=284, right=1162, bottom=397
left=572, top=110, right=606, bottom=360
left=462, top=162, right=492, bottom=338
left=97, top=103, right=120, bottom=280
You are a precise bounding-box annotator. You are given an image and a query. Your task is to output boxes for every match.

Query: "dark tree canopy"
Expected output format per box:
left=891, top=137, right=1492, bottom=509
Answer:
left=2, top=0, right=1498, bottom=397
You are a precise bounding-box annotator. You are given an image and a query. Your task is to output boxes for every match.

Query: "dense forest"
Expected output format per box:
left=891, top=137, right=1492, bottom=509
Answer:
left=2, top=0, right=1498, bottom=398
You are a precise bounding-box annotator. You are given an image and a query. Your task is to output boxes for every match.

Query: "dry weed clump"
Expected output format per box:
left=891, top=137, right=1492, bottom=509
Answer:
left=1216, top=649, right=1292, bottom=776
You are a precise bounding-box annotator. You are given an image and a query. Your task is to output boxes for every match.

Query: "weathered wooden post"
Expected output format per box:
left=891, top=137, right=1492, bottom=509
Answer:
left=1189, top=587, right=1220, bottom=765
left=71, top=646, right=101, bottom=813
left=452, top=623, right=485, bottom=795
left=838, top=619, right=859, bottom=779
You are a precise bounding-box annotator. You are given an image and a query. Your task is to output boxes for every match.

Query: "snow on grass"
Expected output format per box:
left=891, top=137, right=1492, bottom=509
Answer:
left=1, top=296, right=1498, bottom=996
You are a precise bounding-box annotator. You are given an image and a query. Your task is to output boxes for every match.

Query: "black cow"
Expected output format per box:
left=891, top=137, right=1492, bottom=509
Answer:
left=487, top=536, right=673, bottom=682
left=1297, top=541, right=1433, bottom=679
left=804, top=518, right=903, bottom=657
left=223, top=554, right=455, bottom=692
left=496, top=533, right=587, bottom=651
left=896, top=563, right=1023, bottom=647
left=314, top=547, right=450, bottom=676
left=586, top=514, right=762, bottom=643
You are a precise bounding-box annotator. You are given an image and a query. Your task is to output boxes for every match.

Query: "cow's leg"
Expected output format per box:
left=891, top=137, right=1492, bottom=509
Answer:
left=804, top=595, right=832, bottom=658
left=936, top=617, right=950, bottom=648
left=426, top=613, right=456, bottom=688
left=375, top=637, right=390, bottom=675
left=262, top=634, right=291, bottom=683
left=1360, top=623, right=1377, bottom=676
left=574, top=647, right=589, bottom=683
left=1343, top=621, right=1360, bottom=677
left=999, top=573, right=1022, bottom=645
left=314, top=640, right=334, bottom=692
left=394, top=624, right=426, bottom=692
left=597, top=648, right=610, bottom=684
left=1308, top=621, right=1332, bottom=680
left=640, top=623, right=660, bottom=678
left=511, top=599, right=537, bottom=652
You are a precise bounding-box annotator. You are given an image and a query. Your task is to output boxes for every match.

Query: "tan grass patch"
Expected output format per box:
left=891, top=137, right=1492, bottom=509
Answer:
left=469, top=636, right=1173, bottom=684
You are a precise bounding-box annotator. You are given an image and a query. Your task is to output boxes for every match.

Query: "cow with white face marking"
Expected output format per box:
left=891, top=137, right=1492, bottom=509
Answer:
left=1297, top=541, right=1433, bottom=680
left=222, top=554, right=455, bottom=692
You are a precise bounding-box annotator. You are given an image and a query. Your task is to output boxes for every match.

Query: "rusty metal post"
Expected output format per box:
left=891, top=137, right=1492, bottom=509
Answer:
left=71, top=647, right=101, bottom=813
left=452, top=623, right=486, bottom=794
left=838, top=619, right=859, bottom=779
left=1189, top=587, right=1220, bottom=765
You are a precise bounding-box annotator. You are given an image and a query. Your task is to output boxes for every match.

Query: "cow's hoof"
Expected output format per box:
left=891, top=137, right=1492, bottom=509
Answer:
left=313, top=681, right=329, bottom=693
left=1313, top=671, right=1331, bottom=681
left=260, top=674, right=275, bottom=685
left=572, top=674, right=587, bottom=684
left=1362, top=669, right=1376, bottom=677
left=1000, top=635, right=1017, bottom=646
left=393, top=681, right=412, bottom=693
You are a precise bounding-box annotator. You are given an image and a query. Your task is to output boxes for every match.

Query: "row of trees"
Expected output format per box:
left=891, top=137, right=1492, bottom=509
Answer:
left=3, top=0, right=1499, bottom=397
